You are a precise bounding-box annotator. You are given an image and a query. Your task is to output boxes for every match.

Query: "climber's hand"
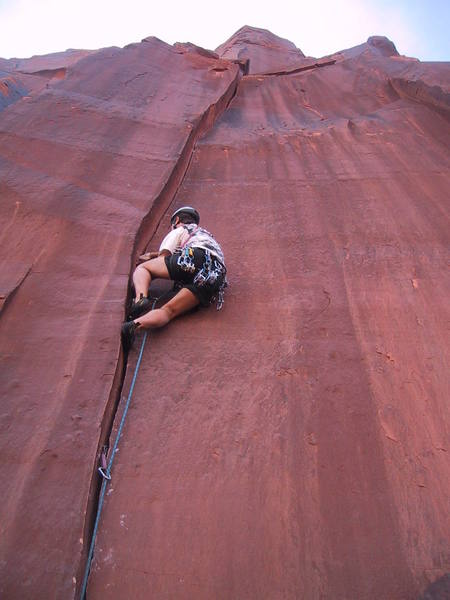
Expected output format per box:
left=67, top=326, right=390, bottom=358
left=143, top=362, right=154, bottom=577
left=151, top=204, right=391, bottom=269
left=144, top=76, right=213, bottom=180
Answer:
left=138, top=251, right=159, bottom=262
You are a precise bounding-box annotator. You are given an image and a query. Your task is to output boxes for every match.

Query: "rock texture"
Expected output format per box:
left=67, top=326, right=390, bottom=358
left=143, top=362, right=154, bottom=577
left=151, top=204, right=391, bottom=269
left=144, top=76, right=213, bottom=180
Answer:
left=0, top=26, right=449, bottom=600
left=216, top=25, right=306, bottom=74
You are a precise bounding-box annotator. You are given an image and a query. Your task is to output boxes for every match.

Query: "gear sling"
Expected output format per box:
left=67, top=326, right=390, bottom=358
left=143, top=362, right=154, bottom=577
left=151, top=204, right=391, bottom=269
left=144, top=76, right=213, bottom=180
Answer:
left=176, top=226, right=227, bottom=309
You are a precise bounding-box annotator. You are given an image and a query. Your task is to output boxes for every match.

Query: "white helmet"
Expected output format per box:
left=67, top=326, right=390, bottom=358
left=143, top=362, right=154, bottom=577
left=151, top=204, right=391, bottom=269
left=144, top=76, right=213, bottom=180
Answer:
left=170, top=206, right=200, bottom=225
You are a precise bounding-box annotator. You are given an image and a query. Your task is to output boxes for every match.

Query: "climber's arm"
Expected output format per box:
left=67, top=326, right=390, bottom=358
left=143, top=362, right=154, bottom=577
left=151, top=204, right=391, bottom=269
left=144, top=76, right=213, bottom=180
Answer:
left=138, top=248, right=171, bottom=262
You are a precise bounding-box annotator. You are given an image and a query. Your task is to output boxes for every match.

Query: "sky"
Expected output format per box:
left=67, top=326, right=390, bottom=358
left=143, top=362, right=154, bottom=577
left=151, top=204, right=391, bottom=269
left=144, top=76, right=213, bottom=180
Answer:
left=0, top=0, right=448, bottom=62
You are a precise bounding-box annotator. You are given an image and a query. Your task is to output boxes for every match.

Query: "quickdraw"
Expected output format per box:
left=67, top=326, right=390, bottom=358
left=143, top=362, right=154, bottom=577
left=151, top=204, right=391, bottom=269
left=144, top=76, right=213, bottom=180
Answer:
left=193, top=250, right=228, bottom=310
left=177, top=246, right=195, bottom=273
left=216, top=280, right=227, bottom=311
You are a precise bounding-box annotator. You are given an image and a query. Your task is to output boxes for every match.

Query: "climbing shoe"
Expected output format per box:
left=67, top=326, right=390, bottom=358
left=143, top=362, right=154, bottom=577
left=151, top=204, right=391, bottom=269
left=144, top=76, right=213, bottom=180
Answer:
left=121, top=321, right=138, bottom=352
left=128, top=295, right=152, bottom=320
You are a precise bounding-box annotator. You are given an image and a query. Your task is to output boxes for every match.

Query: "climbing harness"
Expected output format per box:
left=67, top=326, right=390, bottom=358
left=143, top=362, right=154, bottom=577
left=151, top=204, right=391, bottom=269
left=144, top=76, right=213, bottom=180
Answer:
left=79, top=300, right=155, bottom=600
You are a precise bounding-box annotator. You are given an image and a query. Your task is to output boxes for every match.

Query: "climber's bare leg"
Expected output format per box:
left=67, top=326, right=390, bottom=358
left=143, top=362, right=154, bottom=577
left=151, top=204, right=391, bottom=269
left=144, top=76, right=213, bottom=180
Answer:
left=134, top=288, right=199, bottom=329
left=132, top=256, right=170, bottom=301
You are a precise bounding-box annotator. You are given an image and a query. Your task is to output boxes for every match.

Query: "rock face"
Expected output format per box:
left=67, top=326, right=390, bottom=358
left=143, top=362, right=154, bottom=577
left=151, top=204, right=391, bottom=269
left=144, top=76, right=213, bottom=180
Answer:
left=216, top=25, right=306, bottom=74
left=0, top=26, right=449, bottom=600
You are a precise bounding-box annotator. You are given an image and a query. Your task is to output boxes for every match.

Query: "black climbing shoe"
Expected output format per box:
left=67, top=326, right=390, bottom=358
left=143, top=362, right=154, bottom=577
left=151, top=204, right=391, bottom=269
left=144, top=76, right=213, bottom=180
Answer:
left=121, top=321, right=138, bottom=352
left=128, top=295, right=152, bottom=320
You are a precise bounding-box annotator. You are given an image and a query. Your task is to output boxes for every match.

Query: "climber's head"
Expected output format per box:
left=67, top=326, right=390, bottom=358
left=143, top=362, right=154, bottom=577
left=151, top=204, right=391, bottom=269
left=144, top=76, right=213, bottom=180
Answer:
left=170, top=206, right=200, bottom=228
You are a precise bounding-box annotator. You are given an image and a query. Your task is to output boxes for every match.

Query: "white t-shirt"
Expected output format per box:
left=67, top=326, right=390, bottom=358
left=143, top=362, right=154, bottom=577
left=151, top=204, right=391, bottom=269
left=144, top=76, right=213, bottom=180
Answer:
left=159, top=227, right=190, bottom=255
left=159, top=225, right=225, bottom=265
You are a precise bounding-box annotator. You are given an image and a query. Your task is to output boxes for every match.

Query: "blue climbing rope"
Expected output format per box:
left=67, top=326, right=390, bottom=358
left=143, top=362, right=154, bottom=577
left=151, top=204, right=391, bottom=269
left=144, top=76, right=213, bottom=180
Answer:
left=79, top=326, right=149, bottom=599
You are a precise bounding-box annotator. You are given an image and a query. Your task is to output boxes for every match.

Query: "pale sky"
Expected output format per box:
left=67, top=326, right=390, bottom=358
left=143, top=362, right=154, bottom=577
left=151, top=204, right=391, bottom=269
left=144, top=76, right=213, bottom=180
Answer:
left=0, top=0, right=448, bottom=62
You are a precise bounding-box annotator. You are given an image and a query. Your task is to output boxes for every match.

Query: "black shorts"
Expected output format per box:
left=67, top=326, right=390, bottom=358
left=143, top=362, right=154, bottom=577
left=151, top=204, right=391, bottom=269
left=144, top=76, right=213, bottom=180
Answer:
left=164, top=248, right=225, bottom=306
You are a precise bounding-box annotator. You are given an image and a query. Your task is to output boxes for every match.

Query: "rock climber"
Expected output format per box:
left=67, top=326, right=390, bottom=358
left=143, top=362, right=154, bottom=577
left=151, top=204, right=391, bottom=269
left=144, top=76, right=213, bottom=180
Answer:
left=121, top=206, right=227, bottom=351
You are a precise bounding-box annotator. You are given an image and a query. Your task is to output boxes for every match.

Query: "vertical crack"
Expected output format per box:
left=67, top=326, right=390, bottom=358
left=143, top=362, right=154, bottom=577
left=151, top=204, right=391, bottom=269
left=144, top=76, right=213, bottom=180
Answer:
left=77, top=64, right=243, bottom=599
left=131, top=65, right=243, bottom=263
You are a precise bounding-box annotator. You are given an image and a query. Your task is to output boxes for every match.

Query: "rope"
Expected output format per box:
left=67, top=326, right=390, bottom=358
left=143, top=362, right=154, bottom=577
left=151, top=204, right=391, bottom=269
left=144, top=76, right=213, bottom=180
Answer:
left=79, top=308, right=152, bottom=599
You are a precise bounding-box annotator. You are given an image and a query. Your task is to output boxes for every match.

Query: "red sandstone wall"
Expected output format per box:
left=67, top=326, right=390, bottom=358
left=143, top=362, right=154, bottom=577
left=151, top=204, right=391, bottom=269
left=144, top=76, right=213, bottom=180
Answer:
left=0, top=38, right=239, bottom=599
left=0, top=27, right=449, bottom=600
